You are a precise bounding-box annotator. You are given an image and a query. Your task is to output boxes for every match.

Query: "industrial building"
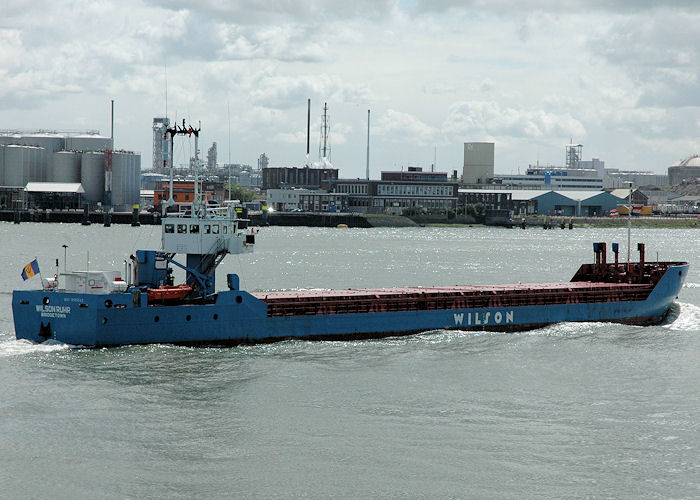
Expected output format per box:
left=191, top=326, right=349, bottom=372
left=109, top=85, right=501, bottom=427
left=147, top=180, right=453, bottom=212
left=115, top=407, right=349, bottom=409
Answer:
left=0, top=131, right=140, bottom=211
left=513, top=190, right=624, bottom=216
left=459, top=189, right=625, bottom=216
left=668, top=155, right=700, bottom=185
left=462, top=142, right=494, bottom=184
left=324, top=167, right=459, bottom=214
left=153, top=179, right=224, bottom=213
left=263, top=166, right=457, bottom=214
left=267, top=188, right=322, bottom=211
left=459, top=190, right=512, bottom=211
left=152, top=118, right=170, bottom=171
left=496, top=167, right=604, bottom=190
left=262, top=166, right=338, bottom=190
left=382, top=167, right=449, bottom=182
left=604, top=171, right=668, bottom=188
left=267, top=188, right=350, bottom=212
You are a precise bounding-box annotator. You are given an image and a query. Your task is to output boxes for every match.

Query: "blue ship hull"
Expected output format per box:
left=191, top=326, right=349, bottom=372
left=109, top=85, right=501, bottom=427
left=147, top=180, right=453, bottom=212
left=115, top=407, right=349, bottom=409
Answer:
left=12, top=263, right=689, bottom=347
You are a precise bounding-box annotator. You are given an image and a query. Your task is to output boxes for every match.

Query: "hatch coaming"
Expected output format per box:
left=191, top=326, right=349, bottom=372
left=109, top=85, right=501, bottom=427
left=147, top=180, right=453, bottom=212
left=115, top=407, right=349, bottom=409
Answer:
left=252, top=280, right=656, bottom=317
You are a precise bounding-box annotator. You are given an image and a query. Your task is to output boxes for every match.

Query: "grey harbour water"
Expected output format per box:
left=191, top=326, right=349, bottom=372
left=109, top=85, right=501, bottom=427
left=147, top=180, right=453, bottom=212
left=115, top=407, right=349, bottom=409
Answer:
left=1, top=222, right=699, bottom=499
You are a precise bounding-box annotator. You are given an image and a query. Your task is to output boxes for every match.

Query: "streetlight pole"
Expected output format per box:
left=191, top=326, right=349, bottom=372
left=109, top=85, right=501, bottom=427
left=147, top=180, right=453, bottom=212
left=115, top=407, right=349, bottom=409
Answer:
left=62, top=244, right=68, bottom=273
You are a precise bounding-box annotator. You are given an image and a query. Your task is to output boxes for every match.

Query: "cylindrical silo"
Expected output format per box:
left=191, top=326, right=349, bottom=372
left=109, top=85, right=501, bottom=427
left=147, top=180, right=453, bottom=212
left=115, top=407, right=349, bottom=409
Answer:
left=4, top=146, right=25, bottom=186
left=52, top=151, right=81, bottom=183
left=80, top=151, right=105, bottom=203
left=131, top=153, right=141, bottom=207
left=127, top=153, right=141, bottom=207
left=19, top=135, right=64, bottom=153
left=111, top=152, right=126, bottom=209
left=0, top=135, right=21, bottom=147
left=2, top=145, right=44, bottom=186
left=27, top=146, right=48, bottom=182
left=111, top=151, right=141, bottom=210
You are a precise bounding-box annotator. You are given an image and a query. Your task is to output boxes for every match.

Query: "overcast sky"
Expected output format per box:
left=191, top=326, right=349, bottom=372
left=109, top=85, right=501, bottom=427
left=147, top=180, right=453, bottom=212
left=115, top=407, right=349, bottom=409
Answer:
left=2, top=1, right=699, bottom=177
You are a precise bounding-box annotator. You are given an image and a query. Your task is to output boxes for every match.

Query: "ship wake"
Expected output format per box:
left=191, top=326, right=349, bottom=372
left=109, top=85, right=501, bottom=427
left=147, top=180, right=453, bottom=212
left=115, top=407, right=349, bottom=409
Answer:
left=663, top=302, right=700, bottom=331
left=0, top=338, right=70, bottom=357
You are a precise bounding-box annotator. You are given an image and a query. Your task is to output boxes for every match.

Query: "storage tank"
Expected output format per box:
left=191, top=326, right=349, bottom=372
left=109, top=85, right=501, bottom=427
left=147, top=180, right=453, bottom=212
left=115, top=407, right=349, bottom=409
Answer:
left=30, top=146, right=49, bottom=182
left=0, top=134, right=22, bottom=147
left=111, top=151, right=141, bottom=210
left=19, top=134, right=64, bottom=153
left=4, top=145, right=25, bottom=186
left=3, top=145, right=46, bottom=186
left=81, top=151, right=105, bottom=203
left=66, top=135, right=111, bottom=152
left=52, top=151, right=81, bottom=183
left=111, top=153, right=126, bottom=209
left=128, top=153, right=142, bottom=207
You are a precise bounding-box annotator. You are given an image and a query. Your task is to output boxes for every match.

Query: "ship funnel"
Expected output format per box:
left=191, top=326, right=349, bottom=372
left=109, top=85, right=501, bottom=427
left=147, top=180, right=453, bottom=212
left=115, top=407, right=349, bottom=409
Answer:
left=593, top=242, right=607, bottom=274
left=637, top=243, right=645, bottom=275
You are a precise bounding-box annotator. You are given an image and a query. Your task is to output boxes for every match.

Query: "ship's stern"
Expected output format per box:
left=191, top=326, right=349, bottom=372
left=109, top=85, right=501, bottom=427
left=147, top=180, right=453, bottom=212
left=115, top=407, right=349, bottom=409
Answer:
left=12, top=290, right=100, bottom=346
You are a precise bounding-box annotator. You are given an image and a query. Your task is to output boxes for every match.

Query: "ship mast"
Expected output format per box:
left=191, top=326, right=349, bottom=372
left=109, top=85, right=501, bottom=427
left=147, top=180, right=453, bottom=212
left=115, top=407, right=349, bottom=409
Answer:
left=163, top=119, right=201, bottom=215
left=319, top=102, right=331, bottom=161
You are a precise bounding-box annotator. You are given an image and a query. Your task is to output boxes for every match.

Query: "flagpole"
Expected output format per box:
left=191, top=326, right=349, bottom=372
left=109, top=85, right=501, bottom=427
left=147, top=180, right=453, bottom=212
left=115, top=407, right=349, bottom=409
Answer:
left=36, top=256, right=43, bottom=286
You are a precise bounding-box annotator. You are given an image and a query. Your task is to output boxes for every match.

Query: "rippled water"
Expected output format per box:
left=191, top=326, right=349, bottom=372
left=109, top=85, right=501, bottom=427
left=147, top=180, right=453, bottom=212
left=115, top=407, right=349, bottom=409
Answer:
left=1, top=223, right=698, bottom=498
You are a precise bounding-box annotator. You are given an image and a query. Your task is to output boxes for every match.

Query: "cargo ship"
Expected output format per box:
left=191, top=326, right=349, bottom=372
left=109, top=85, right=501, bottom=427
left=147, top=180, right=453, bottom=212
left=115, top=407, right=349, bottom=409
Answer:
left=10, top=120, right=689, bottom=347
left=11, top=207, right=689, bottom=347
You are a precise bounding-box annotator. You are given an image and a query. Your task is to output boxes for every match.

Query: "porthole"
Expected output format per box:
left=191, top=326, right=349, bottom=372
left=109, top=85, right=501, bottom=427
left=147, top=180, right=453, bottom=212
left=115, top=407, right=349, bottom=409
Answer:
left=679, top=271, right=682, bottom=276
left=104, top=299, right=113, bottom=308
left=154, top=316, right=160, bottom=323
left=186, top=315, right=191, bottom=321
left=235, top=296, right=243, bottom=304
left=213, top=314, right=218, bottom=320
left=42, top=297, right=50, bottom=305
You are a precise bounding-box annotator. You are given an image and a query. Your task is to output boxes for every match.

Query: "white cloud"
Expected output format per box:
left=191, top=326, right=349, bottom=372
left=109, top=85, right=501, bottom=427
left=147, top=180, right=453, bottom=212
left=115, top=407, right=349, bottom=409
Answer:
left=2, top=0, right=700, bottom=175
left=217, top=24, right=326, bottom=62
left=587, top=10, right=700, bottom=108
left=375, top=109, right=437, bottom=145
left=443, top=101, right=586, bottom=141
left=147, top=0, right=397, bottom=24
left=250, top=74, right=373, bottom=109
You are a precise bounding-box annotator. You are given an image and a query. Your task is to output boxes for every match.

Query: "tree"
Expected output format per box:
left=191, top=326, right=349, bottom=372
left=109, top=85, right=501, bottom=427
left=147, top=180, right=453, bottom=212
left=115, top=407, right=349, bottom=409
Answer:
left=228, top=185, right=255, bottom=202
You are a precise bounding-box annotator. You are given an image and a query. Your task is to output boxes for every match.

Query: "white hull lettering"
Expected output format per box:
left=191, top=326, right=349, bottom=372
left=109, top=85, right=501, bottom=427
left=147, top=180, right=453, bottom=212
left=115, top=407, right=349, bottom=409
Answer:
left=35, top=304, right=71, bottom=319
left=454, top=310, right=514, bottom=326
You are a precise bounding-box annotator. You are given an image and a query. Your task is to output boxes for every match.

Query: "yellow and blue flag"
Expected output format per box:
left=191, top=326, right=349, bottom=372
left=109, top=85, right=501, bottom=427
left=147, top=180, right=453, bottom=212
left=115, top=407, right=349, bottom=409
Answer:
left=21, top=259, right=40, bottom=280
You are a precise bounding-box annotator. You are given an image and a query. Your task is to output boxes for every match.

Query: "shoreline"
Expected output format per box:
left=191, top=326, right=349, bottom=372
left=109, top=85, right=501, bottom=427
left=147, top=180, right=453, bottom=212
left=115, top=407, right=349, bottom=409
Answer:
left=1, top=209, right=698, bottom=228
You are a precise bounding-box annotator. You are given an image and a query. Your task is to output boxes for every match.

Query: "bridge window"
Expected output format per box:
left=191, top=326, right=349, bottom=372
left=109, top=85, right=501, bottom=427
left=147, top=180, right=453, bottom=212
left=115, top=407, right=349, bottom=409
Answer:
left=190, top=224, right=199, bottom=233
left=164, top=224, right=174, bottom=233
left=204, top=225, right=211, bottom=234
left=212, top=224, right=220, bottom=234
left=177, top=224, right=187, bottom=233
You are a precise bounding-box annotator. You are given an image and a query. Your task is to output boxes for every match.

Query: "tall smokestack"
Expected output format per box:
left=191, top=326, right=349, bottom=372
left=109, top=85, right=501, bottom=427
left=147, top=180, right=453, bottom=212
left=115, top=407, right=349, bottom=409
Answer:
left=110, top=99, right=114, bottom=149
left=306, top=98, right=310, bottom=157
left=366, top=109, right=370, bottom=180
